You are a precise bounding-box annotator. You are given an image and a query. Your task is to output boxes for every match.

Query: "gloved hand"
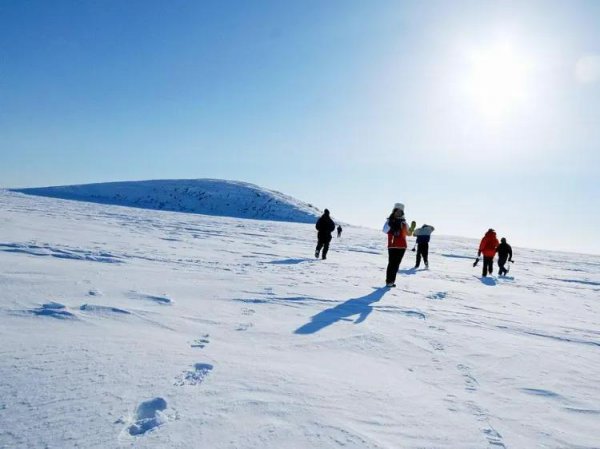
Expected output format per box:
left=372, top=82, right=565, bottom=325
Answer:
left=510, top=259, right=514, bottom=263
left=477, top=251, right=481, bottom=257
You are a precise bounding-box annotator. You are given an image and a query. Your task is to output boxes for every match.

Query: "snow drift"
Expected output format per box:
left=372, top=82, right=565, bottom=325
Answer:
left=12, top=179, right=322, bottom=223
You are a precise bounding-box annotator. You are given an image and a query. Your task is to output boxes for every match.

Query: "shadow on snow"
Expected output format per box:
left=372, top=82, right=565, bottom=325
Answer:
left=294, top=287, right=389, bottom=335
left=477, top=275, right=497, bottom=286
left=268, top=258, right=313, bottom=265
left=440, top=253, right=475, bottom=260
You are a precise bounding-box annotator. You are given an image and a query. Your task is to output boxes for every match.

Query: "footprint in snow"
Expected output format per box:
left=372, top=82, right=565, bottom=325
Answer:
left=429, top=340, right=445, bottom=351
left=127, top=397, right=168, bottom=436
left=236, top=323, right=253, bottom=331
left=482, top=426, right=506, bottom=448
left=191, top=334, right=210, bottom=348
left=457, top=364, right=479, bottom=392
left=174, top=363, right=213, bottom=386
left=427, top=291, right=447, bottom=300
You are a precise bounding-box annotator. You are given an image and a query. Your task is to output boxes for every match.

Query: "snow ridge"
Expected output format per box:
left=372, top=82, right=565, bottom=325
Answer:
left=12, top=179, right=322, bottom=223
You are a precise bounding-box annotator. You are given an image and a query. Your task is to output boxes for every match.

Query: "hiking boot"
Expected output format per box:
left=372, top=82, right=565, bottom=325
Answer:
left=315, top=250, right=319, bottom=258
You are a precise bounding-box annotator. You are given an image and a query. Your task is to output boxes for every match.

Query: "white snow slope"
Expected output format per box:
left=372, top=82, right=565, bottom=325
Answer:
left=0, top=190, right=598, bottom=449
left=12, top=179, right=323, bottom=223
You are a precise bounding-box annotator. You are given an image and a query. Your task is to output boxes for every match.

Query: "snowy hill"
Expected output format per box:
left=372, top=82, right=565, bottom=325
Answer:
left=12, top=179, right=323, bottom=223
left=0, top=190, right=599, bottom=449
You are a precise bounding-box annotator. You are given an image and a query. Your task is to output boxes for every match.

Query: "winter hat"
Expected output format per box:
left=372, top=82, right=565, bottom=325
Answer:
left=488, top=228, right=495, bottom=233
left=501, top=237, right=506, bottom=243
left=394, top=202, right=405, bottom=211
left=324, top=209, right=330, bottom=215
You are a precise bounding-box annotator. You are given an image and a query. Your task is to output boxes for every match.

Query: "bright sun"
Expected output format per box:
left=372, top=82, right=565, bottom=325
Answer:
left=464, top=42, right=531, bottom=120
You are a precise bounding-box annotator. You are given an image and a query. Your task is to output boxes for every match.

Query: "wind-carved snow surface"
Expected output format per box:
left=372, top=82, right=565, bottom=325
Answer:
left=0, top=190, right=598, bottom=449
left=12, top=178, right=322, bottom=223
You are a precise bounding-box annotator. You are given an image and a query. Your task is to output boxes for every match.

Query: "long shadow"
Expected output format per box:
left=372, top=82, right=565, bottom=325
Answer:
left=399, top=267, right=418, bottom=275
left=294, top=287, right=389, bottom=335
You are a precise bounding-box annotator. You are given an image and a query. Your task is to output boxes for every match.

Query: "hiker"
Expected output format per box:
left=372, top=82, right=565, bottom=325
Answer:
left=408, top=221, right=417, bottom=236
left=413, top=224, right=435, bottom=269
left=383, top=203, right=409, bottom=287
left=496, top=237, right=513, bottom=276
left=337, top=225, right=343, bottom=238
left=315, top=209, right=336, bottom=260
left=478, top=228, right=499, bottom=277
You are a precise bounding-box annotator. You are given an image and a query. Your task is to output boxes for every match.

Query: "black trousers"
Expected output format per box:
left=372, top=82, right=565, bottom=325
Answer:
left=316, top=234, right=332, bottom=258
left=498, top=256, right=508, bottom=275
left=386, top=248, right=406, bottom=284
left=482, top=256, right=494, bottom=276
left=415, top=242, right=429, bottom=267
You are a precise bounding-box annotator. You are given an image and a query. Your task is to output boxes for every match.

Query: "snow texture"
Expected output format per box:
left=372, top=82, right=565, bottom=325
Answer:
left=0, top=189, right=598, bottom=449
left=12, top=178, right=322, bottom=223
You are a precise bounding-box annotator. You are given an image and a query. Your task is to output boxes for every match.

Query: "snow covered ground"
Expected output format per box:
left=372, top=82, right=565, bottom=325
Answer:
left=0, top=189, right=598, bottom=449
left=13, top=179, right=323, bottom=223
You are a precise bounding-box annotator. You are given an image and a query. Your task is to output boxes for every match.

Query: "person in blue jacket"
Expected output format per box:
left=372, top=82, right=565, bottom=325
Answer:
left=413, top=224, right=435, bottom=269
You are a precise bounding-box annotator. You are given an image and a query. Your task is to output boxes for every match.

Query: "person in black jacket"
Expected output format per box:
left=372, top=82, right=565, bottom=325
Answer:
left=337, top=225, right=343, bottom=238
left=315, top=209, right=336, bottom=260
left=497, top=237, right=513, bottom=276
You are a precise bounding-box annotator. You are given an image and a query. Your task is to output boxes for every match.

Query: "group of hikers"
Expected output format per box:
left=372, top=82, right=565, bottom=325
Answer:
left=315, top=203, right=513, bottom=287
left=476, top=228, right=514, bottom=278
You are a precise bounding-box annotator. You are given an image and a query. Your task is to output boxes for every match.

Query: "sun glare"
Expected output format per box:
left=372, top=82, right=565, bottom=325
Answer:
left=464, top=42, right=531, bottom=120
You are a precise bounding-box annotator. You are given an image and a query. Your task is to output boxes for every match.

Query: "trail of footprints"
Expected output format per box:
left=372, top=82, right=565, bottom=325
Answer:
left=237, top=307, right=255, bottom=331
left=427, top=325, right=506, bottom=448
left=29, top=290, right=250, bottom=437
left=28, top=289, right=219, bottom=438
left=125, top=305, right=256, bottom=437
left=123, top=332, right=215, bottom=436
left=456, top=364, right=506, bottom=448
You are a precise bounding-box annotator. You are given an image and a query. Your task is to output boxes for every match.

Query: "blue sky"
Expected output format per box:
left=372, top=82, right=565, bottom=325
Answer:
left=1, top=0, right=599, bottom=254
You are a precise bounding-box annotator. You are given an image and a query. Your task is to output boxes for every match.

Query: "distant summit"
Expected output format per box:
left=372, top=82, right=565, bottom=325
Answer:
left=13, top=179, right=323, bottom=223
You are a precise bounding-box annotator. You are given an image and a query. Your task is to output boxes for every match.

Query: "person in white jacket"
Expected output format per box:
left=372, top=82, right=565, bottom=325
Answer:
left=413, top=224, right=435, bottom=269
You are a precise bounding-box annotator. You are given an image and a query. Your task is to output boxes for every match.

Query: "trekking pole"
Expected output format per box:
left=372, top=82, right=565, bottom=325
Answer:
left=473, top=257, right=480, bottom=267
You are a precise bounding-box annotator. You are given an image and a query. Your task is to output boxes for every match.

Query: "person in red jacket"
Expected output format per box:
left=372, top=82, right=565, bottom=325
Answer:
left=383, top=203, right=409, bottom=287
left=478, top=228, right=499, bottom=277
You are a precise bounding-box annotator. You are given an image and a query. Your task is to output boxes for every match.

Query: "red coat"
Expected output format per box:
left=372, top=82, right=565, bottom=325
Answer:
left=384, top=220, right=408, bottom=249
left=479, top=231, right=499, bottom=257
